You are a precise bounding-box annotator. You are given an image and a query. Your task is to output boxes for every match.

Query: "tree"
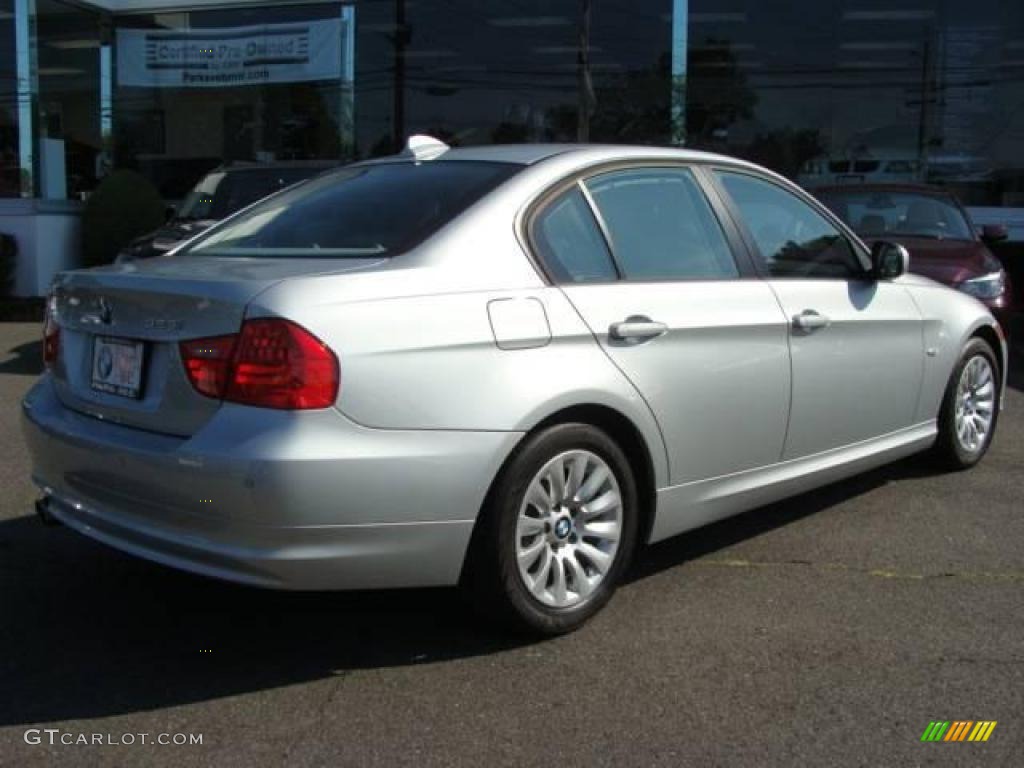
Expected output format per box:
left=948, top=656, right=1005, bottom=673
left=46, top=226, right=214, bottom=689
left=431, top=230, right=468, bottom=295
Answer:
left=685, top=39, right=757, bottom=147
left=82, top=170, right=166, bottom=267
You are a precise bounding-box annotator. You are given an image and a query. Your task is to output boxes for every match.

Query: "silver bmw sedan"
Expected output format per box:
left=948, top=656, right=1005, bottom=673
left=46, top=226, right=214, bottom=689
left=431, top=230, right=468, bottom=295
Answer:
left=23, top=138, right=1006, bottom=634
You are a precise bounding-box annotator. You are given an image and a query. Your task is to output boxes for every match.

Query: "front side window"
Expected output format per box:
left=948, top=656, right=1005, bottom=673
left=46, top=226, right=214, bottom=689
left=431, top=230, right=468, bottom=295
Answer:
left=183, top=161, right=520, bottom=258
left=718, top=172, right=865, bottom=279
left=584, top=168, right=738, bottom=281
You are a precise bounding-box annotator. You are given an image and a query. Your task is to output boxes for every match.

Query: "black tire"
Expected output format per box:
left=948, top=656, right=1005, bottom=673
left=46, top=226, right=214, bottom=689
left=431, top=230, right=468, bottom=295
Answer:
left=461, top=423, right=639, bottom=636
left=932, top=337, right=1001, bottom=470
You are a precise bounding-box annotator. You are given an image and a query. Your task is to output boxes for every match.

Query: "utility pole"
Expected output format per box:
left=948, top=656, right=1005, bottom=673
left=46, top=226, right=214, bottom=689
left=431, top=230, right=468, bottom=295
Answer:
left=393, top=0, right=407, bottom=150
left=577, top=0, right=593, bottom=142
left=915, top=38, right=931, bottom=180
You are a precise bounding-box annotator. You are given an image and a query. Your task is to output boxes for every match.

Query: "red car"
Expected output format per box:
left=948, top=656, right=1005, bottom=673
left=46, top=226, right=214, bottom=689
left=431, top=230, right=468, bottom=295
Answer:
left=812, top=184, right=1014, bottom=317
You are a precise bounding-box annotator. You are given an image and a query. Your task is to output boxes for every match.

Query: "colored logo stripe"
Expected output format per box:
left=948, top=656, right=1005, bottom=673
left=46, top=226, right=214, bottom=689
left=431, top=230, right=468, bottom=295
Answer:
left=944, top=721, right=972, bottom=741
left=921, top=722, right=949, bottom=741
left=921, top=721, right=996, bottom=742
left=969, top=722, right=997, bottom=742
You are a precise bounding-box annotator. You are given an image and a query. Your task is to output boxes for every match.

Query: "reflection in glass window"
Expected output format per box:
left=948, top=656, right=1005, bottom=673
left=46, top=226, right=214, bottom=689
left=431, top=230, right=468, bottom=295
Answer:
left=176, top=165, right=335, bottom=221
left=718, top=172, right=863, bottom=279
left=36, top=0, right=104, bottom=199
left=114, top=3, right=355, bottom=202
left=0, top=1, right=17, bottom=197
left=684, top=0, right=1024, bottom=207
left=533, top=187, right=617, bottom=283
left=817, top=189, right=974, bottom=241
left=586, top=168, right=738, bottom=281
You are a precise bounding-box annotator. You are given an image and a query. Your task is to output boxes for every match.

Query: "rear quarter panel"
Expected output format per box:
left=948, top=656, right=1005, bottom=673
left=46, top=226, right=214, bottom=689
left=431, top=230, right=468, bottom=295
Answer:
left=250, top=275, right=671, bottom=489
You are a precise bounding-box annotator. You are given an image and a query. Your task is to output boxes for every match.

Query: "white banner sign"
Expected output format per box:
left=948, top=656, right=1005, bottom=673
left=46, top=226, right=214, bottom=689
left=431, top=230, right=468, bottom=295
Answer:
left=117, top=18, right=346, bottom=88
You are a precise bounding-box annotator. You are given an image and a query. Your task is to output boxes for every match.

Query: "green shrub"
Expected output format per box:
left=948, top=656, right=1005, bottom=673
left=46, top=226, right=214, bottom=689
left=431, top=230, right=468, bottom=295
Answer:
left=82, top=169, right=166, bottom=267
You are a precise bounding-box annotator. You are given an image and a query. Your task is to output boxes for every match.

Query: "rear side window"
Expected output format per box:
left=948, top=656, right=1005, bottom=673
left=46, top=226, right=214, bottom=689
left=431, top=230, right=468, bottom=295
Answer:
left=585, top=168, right=738, bottom=281
left=717, top=172, right=864, bottom=279
left=183, top=161, right=520, bottom=258
left=533, top=187, right=618, bottom=283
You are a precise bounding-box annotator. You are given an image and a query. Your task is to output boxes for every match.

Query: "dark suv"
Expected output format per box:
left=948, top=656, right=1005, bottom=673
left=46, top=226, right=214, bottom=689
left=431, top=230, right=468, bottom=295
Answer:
left=117, top=160, right=339, bottom=262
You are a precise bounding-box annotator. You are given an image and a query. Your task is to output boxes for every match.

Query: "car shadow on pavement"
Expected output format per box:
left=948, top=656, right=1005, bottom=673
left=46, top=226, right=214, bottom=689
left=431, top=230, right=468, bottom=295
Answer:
left=0, top=339, right=43, bottom=376
left=0, top=451, right=946, bottom=728
left=1008, top=345, right=1023, bottom=393
left=0, top=511, right=533, bottom=727
left=1007, top=311, right=1023, bottom=393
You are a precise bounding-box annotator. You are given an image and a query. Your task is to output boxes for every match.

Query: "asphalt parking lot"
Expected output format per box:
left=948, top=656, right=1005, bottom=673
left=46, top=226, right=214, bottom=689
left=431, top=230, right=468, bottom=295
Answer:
left=1, top=319, right=1022, bottom=767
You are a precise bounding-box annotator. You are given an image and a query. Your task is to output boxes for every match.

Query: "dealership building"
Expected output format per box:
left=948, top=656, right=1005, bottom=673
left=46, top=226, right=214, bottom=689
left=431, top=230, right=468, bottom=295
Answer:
left=2, top=0, right=1023, bottom=294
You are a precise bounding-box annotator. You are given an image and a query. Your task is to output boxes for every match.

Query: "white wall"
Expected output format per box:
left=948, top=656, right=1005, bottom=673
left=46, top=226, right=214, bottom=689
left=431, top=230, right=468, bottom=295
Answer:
left=0, top=200, right=83, bottom=297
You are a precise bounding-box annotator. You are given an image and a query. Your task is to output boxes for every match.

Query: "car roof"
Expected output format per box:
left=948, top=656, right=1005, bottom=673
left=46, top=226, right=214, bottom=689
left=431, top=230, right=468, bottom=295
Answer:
left=361, top=142, right=759, bottom=169
left=811, top=183, right=957, bottom=199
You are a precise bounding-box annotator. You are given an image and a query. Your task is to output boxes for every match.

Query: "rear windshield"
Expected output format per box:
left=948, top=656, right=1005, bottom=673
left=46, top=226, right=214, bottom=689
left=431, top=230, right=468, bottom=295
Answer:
left=182, top=161, right=521, bottom=258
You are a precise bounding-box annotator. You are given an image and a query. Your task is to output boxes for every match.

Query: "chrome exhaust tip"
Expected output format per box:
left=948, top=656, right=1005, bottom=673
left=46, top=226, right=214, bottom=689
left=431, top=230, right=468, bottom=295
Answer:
left=35, top=496, right=61, bottom=527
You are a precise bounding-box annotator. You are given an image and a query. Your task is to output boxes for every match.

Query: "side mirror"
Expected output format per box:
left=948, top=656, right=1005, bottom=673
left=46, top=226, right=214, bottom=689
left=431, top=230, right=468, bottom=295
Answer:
left=871, top=241, right=909, bottom=280
left=980, top=224, right=1008, bottom=243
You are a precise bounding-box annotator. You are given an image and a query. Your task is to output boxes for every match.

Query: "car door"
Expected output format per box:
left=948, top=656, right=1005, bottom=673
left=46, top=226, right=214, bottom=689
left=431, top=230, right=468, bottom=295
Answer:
left=711, top=169, right=925, bottom=459
left=530, top=165, right=791, bottom=486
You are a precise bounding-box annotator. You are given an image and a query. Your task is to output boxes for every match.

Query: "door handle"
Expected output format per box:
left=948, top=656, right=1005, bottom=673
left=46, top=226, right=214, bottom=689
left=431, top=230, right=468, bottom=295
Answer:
left=792, top=310, right=831, bottom=332
left=609, top=316, right=668, bottom=342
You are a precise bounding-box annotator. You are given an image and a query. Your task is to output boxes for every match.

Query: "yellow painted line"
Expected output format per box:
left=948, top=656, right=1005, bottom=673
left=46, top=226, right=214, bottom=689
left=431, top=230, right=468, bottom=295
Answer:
left=981, top=721, right=997, bottom=742
left=693, top=559, right=1024, bottom=582
left=968, top=722, right=985, bottom=741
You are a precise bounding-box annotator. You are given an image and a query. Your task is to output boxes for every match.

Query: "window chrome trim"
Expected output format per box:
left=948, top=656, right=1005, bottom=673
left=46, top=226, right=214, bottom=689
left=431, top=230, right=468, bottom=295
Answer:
left=520, top=158, right=759, bottom=286
left=576, top=180, right=624, bottom=280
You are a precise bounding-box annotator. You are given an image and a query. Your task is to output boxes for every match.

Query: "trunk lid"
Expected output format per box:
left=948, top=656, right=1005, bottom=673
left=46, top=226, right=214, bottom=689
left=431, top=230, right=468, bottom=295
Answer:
left=50, top=256, right=384, bottom=436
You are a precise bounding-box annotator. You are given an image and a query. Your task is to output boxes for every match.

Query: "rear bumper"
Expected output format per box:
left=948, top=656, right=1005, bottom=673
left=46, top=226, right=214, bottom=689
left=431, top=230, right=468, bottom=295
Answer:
left=21, top=377, right=522, bottom=590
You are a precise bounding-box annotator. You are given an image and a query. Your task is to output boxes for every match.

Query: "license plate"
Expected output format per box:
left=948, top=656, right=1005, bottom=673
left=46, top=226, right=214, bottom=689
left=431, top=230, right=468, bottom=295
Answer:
left=91, top=337, right=145, bottom=399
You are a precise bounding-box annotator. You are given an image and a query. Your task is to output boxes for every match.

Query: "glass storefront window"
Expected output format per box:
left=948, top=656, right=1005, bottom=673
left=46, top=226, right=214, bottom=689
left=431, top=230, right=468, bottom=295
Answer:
left=0, top=0, right=20, bottom=196
left=113, top=3, right=355, bottom=202
left=683, top=0, right=1024, bottom=206
left=355, top=0, right=673, bottom=153
left=36, top=0, right=104, bottom=200
left=0, top=0, right=1016, bottom=211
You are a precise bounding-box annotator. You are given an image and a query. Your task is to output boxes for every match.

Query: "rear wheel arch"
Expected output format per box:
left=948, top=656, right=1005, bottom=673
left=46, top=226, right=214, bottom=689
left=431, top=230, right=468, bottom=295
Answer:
left=462, top=403, right=658, bottom=579
left=529, top=404, right=657, bottom=547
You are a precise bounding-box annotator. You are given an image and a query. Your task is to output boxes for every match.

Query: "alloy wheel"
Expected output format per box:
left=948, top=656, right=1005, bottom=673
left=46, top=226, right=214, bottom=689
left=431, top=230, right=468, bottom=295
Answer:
left=954, top=355, right=996, bottom=453
left=515, top=450, right=623, bottom=608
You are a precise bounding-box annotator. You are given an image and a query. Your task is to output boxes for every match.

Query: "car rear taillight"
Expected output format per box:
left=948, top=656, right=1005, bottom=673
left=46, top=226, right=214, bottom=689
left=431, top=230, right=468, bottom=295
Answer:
left=42, top=294, right=60, bottom=369
left=180, top=318, right=339, bottom=410
left=180, top=335, right=236, bottom=398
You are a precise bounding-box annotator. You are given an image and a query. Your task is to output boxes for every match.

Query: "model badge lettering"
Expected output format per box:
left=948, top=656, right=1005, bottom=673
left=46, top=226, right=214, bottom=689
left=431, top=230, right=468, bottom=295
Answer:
left=144, top=318, right=184, bottom=331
